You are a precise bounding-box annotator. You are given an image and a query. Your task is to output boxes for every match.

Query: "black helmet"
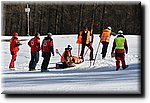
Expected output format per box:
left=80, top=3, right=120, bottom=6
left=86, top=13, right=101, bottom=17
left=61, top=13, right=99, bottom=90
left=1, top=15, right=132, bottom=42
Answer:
left=67, top=45, right=72, bottom=50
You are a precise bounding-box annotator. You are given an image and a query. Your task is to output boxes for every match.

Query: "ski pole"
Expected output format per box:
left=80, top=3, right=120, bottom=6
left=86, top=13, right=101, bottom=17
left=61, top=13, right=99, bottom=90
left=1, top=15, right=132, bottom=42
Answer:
left=78, top=44, right=80, bottom=57
left=83, top=48, right=89, bottom=58
left=56, top=49, right=61, bottom=57
left=93, top=41, right=101, bottom=66
left=89, top=43, right=93, bottom=67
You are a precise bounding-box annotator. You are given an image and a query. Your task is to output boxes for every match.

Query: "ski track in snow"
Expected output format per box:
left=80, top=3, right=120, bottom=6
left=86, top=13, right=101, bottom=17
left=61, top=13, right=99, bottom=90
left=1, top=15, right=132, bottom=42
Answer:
left=1, top=35, right=141, bottom=94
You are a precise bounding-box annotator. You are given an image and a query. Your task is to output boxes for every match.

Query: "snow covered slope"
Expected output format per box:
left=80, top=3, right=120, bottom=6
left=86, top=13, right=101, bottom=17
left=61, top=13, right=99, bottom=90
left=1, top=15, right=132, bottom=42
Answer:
left=1, top=35, right=141, bottom=94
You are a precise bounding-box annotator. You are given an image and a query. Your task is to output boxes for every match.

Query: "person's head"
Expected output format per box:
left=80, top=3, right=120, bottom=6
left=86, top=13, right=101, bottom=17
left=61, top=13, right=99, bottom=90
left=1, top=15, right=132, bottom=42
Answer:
left=67, top=45, right=72, bottom=51
left=47, top=33, right=52, bottom=38
left=83, top=27, right=86, bottom=30
left=35, top=32, right=40, bottom=37
left=13, top=32, right=18, bottom=38
left=83, top=27, right=88, bottom=33
left=65, top=48, right=69, bottom=51
left=107, top=26, right=112, bottom=30
left=118, top=30, right=123, bottom=35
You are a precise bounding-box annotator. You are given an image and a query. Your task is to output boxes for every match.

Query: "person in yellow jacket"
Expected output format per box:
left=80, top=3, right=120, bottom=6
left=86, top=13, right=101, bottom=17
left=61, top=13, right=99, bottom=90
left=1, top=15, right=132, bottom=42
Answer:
left=111, top=30, right=128, bottom=71
left=100, top=26, right=116, bottom=59
left=77, top=27, right=94, bottom=60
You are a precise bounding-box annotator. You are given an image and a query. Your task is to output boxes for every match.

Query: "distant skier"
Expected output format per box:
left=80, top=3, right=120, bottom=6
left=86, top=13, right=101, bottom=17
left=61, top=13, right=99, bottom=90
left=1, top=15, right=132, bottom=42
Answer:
left=100, top=26, right=116, bottom=59
left=9, top=32, right=22, bottom=70
left=77, top=27, right=94, bottom=60
left=28, top=32, right=40, bottom=71
left=111, top=30, right=128, bottom=71
left=41, top=33, right=54, bottom=72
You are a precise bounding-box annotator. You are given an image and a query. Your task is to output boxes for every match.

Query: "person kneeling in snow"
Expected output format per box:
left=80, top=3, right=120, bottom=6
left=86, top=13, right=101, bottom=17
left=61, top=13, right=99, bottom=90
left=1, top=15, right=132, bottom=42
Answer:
left=61, top=45, right=74, bottom=68
left=41, top=33, right=54, bottom=72
left=111, top=30, right=128, bottom=71
left=60, top=45, right=83, bottom=68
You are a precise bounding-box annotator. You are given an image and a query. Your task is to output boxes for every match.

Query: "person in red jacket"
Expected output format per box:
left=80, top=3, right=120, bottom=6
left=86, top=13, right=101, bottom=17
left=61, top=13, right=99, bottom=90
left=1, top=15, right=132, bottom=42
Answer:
left=28, top=32, right=40, bottom=71
left=9, top=32, right=22, bottom=70
left=41, top=33, right=54, bottom=72
left=111, top=30, right=128, bottom=71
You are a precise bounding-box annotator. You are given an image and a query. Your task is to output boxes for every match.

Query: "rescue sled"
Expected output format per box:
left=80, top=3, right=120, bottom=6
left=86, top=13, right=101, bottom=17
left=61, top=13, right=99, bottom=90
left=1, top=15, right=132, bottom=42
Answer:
left=56, top=56, right=84, bottom=69
left=55, top=48, right=84, bottom=69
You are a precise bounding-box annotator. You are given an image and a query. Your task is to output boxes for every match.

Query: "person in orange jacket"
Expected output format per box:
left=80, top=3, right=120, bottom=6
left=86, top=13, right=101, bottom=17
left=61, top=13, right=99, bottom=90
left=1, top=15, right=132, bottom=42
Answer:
left=111, top=30, right=128, bottom=71
left=77, top=27, right=94, bottom=60
left=28, top=32, right=40, bottom=71
left=100, top=26, right=116, bottom=59
left=61, top=45, right=73, bottom=68
left=9, top=32, right=22, bottom=70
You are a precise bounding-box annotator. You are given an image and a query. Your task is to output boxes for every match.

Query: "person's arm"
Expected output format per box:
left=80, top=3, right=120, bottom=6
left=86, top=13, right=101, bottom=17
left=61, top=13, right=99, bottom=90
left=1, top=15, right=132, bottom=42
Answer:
left=41, top=40, right=44, bottom=51
left=99, top=29, right=103, bottom=38
left=37, top=39, right=40, bottom=51
left=77, top=31, right=82, bottom=39
left=28, top=39, right=31, bottom=47
left=111, top=31, right=117, bottom=36
left=15, top=40, right=22, bottom=46
left=50, top=40, right=54, bottom=56
left=90, top=32, right=94, bottom=43
left=111, top=40, right=116, bottom=54
left=124, top=39, right=128, bottom=54
left=64, top=51, right=68, bottom=61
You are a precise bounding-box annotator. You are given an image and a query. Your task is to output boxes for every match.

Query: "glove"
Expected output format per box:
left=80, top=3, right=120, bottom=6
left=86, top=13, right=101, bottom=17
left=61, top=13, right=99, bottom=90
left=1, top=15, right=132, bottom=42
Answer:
left=90, top=42, right=92, bottom=46
left=11, top=51, right=14, bottom=55
left=126, top=50, right=128, bottom=54
left=111, top=52, right=115, bottom=58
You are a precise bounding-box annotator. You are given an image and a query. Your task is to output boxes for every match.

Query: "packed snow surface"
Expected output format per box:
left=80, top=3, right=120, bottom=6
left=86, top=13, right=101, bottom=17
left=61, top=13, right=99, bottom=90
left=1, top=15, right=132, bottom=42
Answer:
left=1, top=35, right=141, bottom=94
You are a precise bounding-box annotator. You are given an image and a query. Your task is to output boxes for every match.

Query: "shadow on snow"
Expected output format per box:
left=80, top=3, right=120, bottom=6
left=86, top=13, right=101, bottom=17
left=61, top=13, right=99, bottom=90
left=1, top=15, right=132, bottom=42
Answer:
left=3, top=63, right=141, bottom=87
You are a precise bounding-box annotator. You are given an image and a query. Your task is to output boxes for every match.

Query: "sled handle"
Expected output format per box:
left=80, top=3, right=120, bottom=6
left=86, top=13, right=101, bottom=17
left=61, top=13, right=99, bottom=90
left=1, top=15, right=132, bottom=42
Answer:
left=56, top=49, right=61, bottom=57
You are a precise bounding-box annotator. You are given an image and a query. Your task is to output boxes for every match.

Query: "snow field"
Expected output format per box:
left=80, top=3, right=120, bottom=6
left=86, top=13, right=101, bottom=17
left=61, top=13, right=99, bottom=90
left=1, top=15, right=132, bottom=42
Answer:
left=1, top=35, right=141, bottom=94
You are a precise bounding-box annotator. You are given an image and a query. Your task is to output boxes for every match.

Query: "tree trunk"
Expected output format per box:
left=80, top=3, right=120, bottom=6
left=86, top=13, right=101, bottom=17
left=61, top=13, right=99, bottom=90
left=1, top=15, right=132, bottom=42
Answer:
left=100, top=5, right=105, bottom=34
left=78, top=5, right=83, bottom=32
left=91, top=4, right=96, bottom=34
left=55, top=5, right=59, bottom=34
left=60, top=5, right=64, bottom=34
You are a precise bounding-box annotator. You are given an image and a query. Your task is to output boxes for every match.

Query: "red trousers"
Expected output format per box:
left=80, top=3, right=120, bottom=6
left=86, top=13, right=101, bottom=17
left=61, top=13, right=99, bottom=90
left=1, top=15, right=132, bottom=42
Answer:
left=115, top=53, right=126, bottom=69
left=9, top=52, right=17, bottom=68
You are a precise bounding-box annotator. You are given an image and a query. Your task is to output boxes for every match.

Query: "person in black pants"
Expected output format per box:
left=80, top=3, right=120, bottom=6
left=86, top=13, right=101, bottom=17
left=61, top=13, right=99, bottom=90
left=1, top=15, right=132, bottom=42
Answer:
left=41, top=33, right=54, bottom=72
left=100, top=26, right=116, bottom=59
left=79, top=27, right=94, bottom=60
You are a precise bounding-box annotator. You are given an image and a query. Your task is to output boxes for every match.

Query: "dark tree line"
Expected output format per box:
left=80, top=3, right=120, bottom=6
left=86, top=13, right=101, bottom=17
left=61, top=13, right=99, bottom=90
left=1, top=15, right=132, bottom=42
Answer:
left=2, top=2, right=141, bottom=36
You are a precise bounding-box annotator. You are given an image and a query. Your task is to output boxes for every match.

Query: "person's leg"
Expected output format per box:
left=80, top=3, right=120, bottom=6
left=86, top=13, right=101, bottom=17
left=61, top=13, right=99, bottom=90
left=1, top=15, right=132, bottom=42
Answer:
left=101, top=42, right=105, bottom=54
left=41, top=52, right=46, bottom=71
left=41, top=52, right=51, bottom=72
left=29, top=52, right=36, bottom=71
left=120, top=54, right=126, bottom=69
left=102, top=42, right=109, bottom=58
left=115, top=52, right=121, bottom=71
left=80, top=44, right=85, bottom=59
left=33, top=52, right=39, bottom=69
left=86, top=44, right=94, bottom=60
left=62, top=62, right=68, bottom=68
left=9, top=53, right=17, bottom=69
left=44, top=53, right=51, bottom=70
left=115, top=57, right=120, bottom=71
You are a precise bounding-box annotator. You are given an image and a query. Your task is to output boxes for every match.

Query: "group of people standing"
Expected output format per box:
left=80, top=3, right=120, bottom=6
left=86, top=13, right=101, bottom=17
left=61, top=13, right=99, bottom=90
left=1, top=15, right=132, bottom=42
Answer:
left=9, top=26, right=128, bottom=72
left=9, top=32, right=54, bottom=72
